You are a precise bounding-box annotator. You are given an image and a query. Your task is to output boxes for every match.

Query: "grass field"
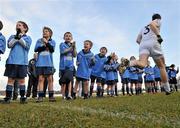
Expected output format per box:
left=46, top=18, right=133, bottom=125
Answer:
left=0, top=92, right=180, bottom=128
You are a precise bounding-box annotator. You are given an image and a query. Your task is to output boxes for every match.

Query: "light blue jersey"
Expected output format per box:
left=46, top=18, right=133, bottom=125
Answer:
left=144, top=66, right=154, bottom=81
left=35, top=38, right=55, bottom=67
left=153, top=65, right=161, bottom=78
left=59, top=42, right=74, bottom=71
left=122, top=68, right=130, bottom=79
left=137, top=68, right=143, bottom=78
left=76, top=50, right=94, bottom=79
left=113, top=62, right=120, bottom=80
left=104, top=63, right=116, bottom=81
left=129, top=67, right=138, bottom=80
left=0, top=32, right=6, bottom=54
left=168, top=69, right=178, bottom=78
left=91, top=54, right=107, bottom=79
left=6, top=35, right=32, bottom=65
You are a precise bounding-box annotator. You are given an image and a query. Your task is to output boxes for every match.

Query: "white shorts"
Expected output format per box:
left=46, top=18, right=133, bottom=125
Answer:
left=139, top=40, right=164, bottom=60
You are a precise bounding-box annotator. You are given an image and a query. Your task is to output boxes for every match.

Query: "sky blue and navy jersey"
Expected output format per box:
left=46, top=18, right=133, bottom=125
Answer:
left=128, top=67, right=138, bottom=80
left=122, top=67, right=130, bottom=79
left=104, top=63, right=116, bottom=81
left=35, top=38, right=55, bottom=67
left=144, top=66, right=154, bottom=81
left=153, top=65, right=161, bottom=78
left=59, top=42, right=74, bottom=71
left=168, top=69, right=179, bottom=78
left=6, top=34, right=32, bottom=65
left=76, top=50, right=94, bottom=79
left=113, top=61, right=120, bottom=80
left=91, top=54, right=107, bottom=79
left=137, top=68, right=143, bottom=80
left=0, top=32, right=6, bottom=54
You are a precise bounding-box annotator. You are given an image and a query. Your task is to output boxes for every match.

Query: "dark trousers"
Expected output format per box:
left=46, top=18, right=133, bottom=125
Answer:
left=26, top=76, right=38, bottom=98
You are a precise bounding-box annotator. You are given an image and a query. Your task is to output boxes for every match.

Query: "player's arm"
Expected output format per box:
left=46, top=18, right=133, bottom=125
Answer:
left=8, top=39, right=17, bottom=48
left=61, top=47, right=73, bottom=55
left=104, top=64, right=112, bottom=71
left=138, top=68, right=144, bottom=73
left=149, top=21, right=160, bottom=35
left=72, top=42, right=77, bottom=57
left=46, top=43, right=54, bottom=53
left=18, top=36, right=32, bottom=50
left=0, top=36, right=6, bottom=54
left=34, top=39, right=46, bottom=53
left=113, top=62, right=120, bottom=70
left=89, top=54, right=95, bottom=67
left=129, top=67, right=134, bottom=73
left=46, top=40, right=55, bottom=53
left=60, top=43, right=73, bottom=55
left=136, top=33, right=142, bottom=44
left=76, top=53, right=81, bottom=66
left=8, top=35, right=18, bottom=48
left=64, top=47, right=73, bottom=54
left=149, top=20, right=163, bottom=43
left=144, top=69, right=149, bottom=74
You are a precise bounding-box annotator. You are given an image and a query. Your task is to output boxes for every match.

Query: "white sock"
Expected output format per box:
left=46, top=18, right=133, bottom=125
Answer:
left=162, top=82, right=170, bottom=92
left=68, top=93, right=71, bottom=97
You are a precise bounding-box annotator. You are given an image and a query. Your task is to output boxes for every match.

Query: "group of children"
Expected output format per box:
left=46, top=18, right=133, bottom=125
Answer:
left=0, top=13, right=179, bottom=104
left=121, top=60, right=179, bottom=95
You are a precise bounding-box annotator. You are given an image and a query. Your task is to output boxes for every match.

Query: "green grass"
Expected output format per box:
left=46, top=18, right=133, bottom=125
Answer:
left=0, top=93, right=180, bottom=128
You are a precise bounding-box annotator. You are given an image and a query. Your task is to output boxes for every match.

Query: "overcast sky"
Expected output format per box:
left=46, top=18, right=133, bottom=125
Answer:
left=0, top=0, right=179, bottom=90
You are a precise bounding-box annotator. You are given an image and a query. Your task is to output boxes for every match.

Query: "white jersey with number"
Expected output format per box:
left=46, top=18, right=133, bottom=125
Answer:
left=138, top=19, right=163, bottom=59
left=140, top=19, right=161, bottom=42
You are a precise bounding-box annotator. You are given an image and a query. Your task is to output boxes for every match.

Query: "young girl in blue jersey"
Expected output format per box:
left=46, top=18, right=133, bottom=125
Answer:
left=168, top=64, right=179, bottom=91
left=3, top=21, right=32, bottom=104
left=144, top=61, right=155, bottom=93
left=35, top=27, right=56, bottom=102
left=154, top=65, right=161, bottom=92
left=113, top=54, right=120, bottom=96
left=121, top=66, right=130, bottom=96
left=90, top=47, right=107, bottom=97
left=59, top=32, right=77, bottom=100
left=129, top=56, right=139, bottom=95
left=104, top=54, right=116, bottom=97
left=0, top=21, right=6, bottom=61
left=73, top=40, right=95, bottom=99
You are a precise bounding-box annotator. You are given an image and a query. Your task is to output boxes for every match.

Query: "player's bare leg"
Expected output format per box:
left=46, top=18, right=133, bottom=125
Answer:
left=83, top=81, right=89, bottom=99
left=72, top=80, right=79, bottom=99
left=154, top=57, right=171, bottom=94
left=130, top=54, right=171, bottom=95
left=130, top=54, right=149, bottom=68
left=61, top=84, right=66, bottom=99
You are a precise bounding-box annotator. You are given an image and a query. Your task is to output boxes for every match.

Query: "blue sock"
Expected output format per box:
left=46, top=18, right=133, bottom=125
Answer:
left=20, top=85, right=26, bottom=98
left=38, top=91, right=44, bottom=97
left=6, top=85, right=13, bottom=98
left=49, top=91, right=54, bottom=98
